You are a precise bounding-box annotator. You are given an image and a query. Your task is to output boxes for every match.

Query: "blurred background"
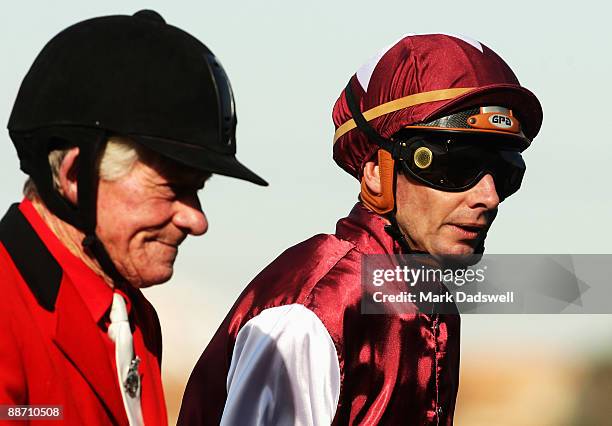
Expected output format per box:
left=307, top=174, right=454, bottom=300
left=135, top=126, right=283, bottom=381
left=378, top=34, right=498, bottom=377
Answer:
left=2, top=0, right=611, bottom=424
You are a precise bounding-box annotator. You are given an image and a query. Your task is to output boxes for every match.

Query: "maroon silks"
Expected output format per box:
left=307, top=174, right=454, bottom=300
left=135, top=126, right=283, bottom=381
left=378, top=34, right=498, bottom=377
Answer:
left=179, top=203, right=460, bottom=425
left=332, top=34, right=543, bottom=180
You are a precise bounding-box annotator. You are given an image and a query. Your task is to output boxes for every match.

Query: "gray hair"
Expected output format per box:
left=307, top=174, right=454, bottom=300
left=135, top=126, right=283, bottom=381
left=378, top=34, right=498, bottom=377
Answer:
left=23, top=136, right=141, bottom=200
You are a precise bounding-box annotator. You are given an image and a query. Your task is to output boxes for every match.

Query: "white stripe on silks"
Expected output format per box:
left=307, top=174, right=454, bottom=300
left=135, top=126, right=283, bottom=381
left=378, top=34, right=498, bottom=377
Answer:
left=108, top=292, right=144, bottom=426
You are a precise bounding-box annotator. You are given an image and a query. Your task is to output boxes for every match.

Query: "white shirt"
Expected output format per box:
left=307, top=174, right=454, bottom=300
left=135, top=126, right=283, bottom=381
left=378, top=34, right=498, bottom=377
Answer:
left=221, top=304, right=341, bottom=426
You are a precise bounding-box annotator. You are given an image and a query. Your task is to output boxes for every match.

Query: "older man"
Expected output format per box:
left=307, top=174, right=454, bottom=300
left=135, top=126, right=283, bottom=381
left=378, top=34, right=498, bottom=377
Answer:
left=0, top=10, right=266, bottom=426
left=179, top=34, right=542, bottom=425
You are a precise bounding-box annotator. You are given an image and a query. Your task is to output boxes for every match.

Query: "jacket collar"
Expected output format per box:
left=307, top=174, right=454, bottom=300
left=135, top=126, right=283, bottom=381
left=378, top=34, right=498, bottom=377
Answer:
left=18, top=198, right=114, bottom=323
left=335, top=202, right=403, bottom=255
left=0, top=203, right=128, bottom=425
left=0, top=203, right=61, bottom=310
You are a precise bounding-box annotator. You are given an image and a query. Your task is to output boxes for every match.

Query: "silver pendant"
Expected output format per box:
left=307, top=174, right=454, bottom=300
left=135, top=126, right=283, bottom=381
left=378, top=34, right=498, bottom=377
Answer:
left=124, top=356, right=141, bottom=398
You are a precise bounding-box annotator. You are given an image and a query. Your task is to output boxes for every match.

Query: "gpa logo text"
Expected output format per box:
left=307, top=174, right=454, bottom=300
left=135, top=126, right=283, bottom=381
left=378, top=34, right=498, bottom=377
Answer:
left=489, top=114, right=513, bottom=129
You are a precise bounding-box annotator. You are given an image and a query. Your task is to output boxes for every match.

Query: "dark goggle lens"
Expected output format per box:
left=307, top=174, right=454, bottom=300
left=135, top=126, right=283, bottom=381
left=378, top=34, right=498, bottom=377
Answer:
left=491, top=150, right=526, bottom=198
left=399, top=134, right=526, bottom=199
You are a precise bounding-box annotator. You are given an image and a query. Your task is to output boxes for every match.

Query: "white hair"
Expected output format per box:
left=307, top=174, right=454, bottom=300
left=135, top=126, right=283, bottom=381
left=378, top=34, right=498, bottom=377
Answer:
left=23, top=136, right=141, bottom=200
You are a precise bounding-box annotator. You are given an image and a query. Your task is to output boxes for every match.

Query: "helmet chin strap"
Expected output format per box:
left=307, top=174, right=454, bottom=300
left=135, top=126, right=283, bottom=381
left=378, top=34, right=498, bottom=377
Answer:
left=15, top=127, right=128, bottom=287
left=344, top=83, right=415, bottom=253
left=382, top=159, right=422, bottom=254
left=384, top=215, right=414, bottom=254
left=76, top=131, right=129, bottom=287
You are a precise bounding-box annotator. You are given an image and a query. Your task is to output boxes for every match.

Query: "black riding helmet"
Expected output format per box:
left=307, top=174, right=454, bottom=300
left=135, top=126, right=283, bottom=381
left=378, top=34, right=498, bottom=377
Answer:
left=7, top=10, right=268, bottom=285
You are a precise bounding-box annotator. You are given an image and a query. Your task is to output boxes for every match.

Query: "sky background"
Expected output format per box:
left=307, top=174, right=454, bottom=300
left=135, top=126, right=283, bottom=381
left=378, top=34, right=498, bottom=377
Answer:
left=2, top=0, right=611, bottom=422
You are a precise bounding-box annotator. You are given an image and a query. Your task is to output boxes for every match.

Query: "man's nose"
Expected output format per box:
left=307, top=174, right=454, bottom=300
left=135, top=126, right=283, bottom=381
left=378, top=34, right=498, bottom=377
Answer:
left=173, top=195, right=208, bottom=236
left=466, top=174, right=500, bottom=210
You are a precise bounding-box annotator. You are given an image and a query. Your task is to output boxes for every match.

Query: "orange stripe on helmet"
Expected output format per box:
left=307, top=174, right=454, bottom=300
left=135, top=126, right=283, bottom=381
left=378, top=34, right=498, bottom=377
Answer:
left=333, top=87, right=475, bottom=144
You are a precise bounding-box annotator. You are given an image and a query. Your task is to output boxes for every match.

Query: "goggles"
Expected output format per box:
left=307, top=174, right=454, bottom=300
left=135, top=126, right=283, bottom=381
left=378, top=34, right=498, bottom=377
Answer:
left=393, top=129, right=526, bottom=200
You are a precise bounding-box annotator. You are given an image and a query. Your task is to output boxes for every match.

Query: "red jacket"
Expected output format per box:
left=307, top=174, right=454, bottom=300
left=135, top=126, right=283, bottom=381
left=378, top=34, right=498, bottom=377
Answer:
left=0, top=202, right=168, bottom=425
left=179, top=203, right=460, bottom=425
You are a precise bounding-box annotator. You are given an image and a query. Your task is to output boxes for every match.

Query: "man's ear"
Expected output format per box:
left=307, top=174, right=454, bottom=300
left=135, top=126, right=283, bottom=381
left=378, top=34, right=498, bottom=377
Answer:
left=57, top=147, right=80, bottom=205
left=360, top=150, right=395, bottom=215
left=363, top=161, right=382, bottom=195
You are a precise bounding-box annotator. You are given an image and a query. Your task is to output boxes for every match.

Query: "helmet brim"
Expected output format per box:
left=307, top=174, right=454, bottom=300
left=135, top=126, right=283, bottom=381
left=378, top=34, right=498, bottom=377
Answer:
left=131, top=134, right=268, bottom=186
left=422, top=83, right=543, bottom=141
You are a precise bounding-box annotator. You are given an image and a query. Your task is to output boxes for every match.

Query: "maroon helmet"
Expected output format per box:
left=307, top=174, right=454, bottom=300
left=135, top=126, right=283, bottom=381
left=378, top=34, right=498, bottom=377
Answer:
left=332, top=33, right=543, bottom=214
